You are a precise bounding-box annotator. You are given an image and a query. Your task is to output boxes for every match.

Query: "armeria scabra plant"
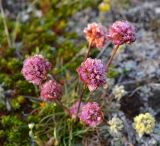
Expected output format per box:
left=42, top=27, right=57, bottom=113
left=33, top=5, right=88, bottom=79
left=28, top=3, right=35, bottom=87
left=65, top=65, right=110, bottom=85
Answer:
left=22, top=20, right=136, bottom=124
left=21, top=20, right=160, bottom=146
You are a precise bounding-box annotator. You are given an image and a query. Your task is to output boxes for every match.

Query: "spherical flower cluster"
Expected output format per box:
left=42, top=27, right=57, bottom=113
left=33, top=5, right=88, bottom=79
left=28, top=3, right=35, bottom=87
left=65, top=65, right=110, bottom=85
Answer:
left=79, top=102, right=103, bottom=127
left=112, top=85, right=127, bottom=101
left=108, top=20, right=136, bottom=45
left=133, top=113, right=155, bottom=137
left=40, top=80, right=63, bottom=101
left=84, top=23, right=108, bottom=49
left=77, top=58, right=106, bottom=91
left=69, top=100, right=84, bottom=118
left=108, top=116, right=124, bottom=135
left=22, top=55, right=51, bottom=85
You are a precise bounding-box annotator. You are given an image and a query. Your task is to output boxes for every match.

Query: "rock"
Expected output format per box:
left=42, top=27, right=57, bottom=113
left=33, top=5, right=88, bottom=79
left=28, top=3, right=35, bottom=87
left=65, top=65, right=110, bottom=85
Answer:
left=148, top=84, right=160, bottom=120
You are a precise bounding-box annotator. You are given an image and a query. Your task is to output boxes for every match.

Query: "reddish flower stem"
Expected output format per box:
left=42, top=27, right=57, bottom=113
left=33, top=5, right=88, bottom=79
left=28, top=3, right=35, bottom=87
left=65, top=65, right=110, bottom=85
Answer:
left=76, top=84, right=86, bottom=118
left=106, top=45, right=120, bottom=70
left=85, top=41, right=92, bottom=60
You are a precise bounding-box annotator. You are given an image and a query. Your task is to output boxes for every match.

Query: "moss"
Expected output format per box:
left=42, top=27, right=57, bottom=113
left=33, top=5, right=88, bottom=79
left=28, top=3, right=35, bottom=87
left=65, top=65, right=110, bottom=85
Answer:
left=0, top=102, right=5, bottom=110
left=15, top=80, right=35, bottom=95
left=0, top=130, right=5, bottom=138
left=1, top=115, right=30, bottom=145
left=0, top=74, right=12, bottom=88
left=11, top=99, right=21, bottom=110
left=7, top=58, right=22, bottom=71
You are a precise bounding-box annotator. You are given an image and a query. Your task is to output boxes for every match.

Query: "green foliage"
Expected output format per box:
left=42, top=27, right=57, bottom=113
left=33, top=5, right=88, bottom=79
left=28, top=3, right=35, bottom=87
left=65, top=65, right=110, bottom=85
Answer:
left=7, top=58, right=22, bottom=71
left=10, top=96, right=25, bottom=110
left=11, top=99, right=21, bottom=110
left=1, top=115, right=29, bottom=146
left=15, top=80, right=35, bottom=95
left=0, top=74, right=12, bottom=88
left=39, top=103, right=56, bottom=116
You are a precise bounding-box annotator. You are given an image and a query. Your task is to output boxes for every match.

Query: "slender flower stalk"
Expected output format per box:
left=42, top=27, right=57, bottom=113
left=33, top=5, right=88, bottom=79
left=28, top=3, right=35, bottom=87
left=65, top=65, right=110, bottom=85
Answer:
left=0, top=0, right=12, bottom=47
left=85, top=40, right=92, bottom=60
left=76, top=84, right=86, bottom=118
left=106, top=45, right=119, bottom=70
left=70, top=100, right=84, bottom=118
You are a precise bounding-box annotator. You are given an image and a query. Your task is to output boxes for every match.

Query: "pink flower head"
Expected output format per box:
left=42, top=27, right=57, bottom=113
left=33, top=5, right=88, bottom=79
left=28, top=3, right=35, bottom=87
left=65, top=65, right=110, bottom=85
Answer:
left=77, top=58, right=106, bottom=91
left=40, top=80, right=63, bottom=101
left=108, top=20, right=136, bottom=45
left=22, top=55, right=51, bottom=85
left=84, top=23, right=108, bottom=49
left=69, top=100, right=84, bottom=118
left=79, top=102, right=103, bottom=127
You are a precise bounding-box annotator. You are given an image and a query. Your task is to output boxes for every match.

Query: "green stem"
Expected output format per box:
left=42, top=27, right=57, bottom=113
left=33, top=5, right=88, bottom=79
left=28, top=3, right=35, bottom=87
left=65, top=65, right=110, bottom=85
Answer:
left=0, top=0, right=12, bottom=47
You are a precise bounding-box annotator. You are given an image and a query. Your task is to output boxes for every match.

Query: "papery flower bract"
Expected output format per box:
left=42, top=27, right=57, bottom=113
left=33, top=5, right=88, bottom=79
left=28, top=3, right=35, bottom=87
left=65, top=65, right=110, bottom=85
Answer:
left=21, top=55, right=51, bottom=85
left=77, top=58, right=106, bottom=91
left=40, top=80, right=63, bottom=101
left=108, top=116, right=124, bottom=135
left=69, top=100, right=84, bottom=118
left=79, top=102, right=103, bottom=127
left=108, top=20, right=136, bottom=45
left=112, top=85, right=127, bottom=101
left=84, top=23, right=108, bottom=49
left=133, top=113, right=155, bottom=137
